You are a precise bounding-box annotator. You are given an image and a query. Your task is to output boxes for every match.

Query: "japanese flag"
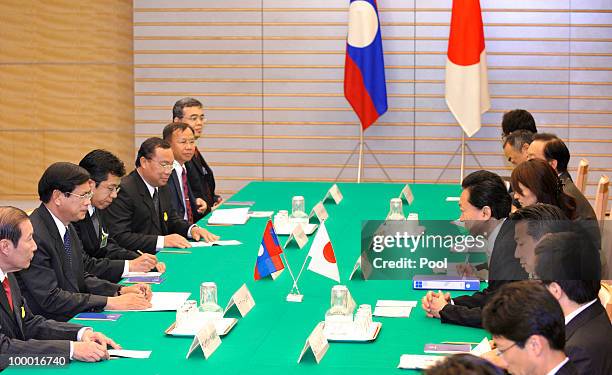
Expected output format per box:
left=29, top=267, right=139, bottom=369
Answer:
left=307, top=222, right=340, bottom=282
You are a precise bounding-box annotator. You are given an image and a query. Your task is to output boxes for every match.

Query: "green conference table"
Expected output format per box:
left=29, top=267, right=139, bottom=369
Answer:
left=13, top=182, right=489, bottom=374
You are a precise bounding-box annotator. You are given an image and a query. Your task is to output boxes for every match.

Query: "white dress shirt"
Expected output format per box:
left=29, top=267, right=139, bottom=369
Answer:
left=546, top=357, right=569, bottom=375
left=564, top=299, right=598, bottom=325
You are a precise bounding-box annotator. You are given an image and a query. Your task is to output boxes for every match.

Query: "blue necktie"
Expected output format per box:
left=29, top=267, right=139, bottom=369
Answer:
left=63, top=229, right=72, bottom=268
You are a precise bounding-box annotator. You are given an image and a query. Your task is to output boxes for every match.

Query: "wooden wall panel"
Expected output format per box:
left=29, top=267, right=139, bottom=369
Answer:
left=0, top=0, right=134, bottom=199
left=133, top=0, right=612, bottom=210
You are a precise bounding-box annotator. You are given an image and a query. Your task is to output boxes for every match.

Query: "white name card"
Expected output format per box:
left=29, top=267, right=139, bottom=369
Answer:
left=284, top=224, right=308, bottom=249
left=224, top=284, right=255, bottom=317
left=297, top=322, right=329, bottom=364
left=400, top=184, right=414, bottom=205
left=309, top=202, right=328, bottom=223
left=186, top=321, right=221, bottom=359
left=349, top=256, right=362, bottom=280
left=324, top=184, right=343, bottom=204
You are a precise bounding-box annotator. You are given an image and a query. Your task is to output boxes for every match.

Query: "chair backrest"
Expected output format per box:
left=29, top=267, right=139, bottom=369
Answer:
left=595, top=175, right=610, bottom=225
left=599, top=281, right=612, bottom=321
left=575, top=159, right=589, bottom=194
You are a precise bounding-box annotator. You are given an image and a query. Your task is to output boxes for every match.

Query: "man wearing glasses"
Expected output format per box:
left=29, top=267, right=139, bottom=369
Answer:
left=482, top=281, right=578, bottom=375
left=172, top=97, right=222, bottom=215
left=103, top=138, right=218, bottom=253
left=74, top=150, right=166, bottom=277
left=16, top=163, right=152, bottom=322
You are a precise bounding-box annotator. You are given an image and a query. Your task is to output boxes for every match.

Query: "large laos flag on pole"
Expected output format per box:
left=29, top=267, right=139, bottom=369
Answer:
left=344, top=0, right=388, bottom=131
left=445, top=0, right=490, bottom=137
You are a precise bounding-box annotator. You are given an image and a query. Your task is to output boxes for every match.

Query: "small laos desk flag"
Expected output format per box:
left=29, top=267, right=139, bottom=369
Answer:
left=254, top=220, right=285, bottom=280
left=344, top=0, right=388, bottom=131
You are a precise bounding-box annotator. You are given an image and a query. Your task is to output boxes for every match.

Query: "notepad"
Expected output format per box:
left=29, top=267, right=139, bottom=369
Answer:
left=108, top=349, right=151, bottom=359
left=123, top=276, right=164, bottom=284
left=73, top=312, right=121, bottom=321
left=207, top=208, right=250, bottom=225
left=189, top=240, right=242, bottom=247
left=373, top=300, right=417, bottom=318
left=106, top=292, right=190, bottom=312
left=123, top=272, right=162, bottom=277
left=398, top=354, right=445, bottom=369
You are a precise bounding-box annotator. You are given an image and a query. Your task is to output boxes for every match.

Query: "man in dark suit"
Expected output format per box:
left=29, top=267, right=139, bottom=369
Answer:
left=16, top=162, right=151, bottom=322
left=103, top=138, right=218, bottom=253
left=75, top=149, right=164, bottom=274
left=0, top=206, right=120, bottom=368
left=172, top=97, right=222, bottom=214
left=162, top=123, right=208, bottom=225
left=421, top=170, right=528, bottom=328
left=528, top=134, right=597, bottom=221
left=483, top=281, right=578, bottom=375
left=543, top=280, right=612, bottom=375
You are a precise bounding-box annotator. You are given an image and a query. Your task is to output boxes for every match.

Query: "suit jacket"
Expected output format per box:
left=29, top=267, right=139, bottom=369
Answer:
left=439, top=220, right=527, bottom=328
left=16, top=205, right=118, bottom=322
left=560, top=172, right=597, bottom=221
left=556, top=360, right=579, bottom=375
left=102, top=170, right=191, bottom=253
left=187, top=147, right=218, bottom=214
left=0, top=273, right=82, bottom=369
left=74, top=211, right=139, bottom=262
left=565, top=302, right=612, bottom=375
left=167, top=168, right=204, bottom=224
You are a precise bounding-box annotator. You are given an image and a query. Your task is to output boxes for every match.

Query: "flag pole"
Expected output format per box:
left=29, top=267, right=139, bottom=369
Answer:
left=357, top=126, right=364, bottom=183
left=460, top=132, right=466, bottom=181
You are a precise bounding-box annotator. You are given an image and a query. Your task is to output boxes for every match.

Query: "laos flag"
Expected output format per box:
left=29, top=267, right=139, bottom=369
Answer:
left=254, top=220, right=284, bottom=280
left=344, top=0, right=388, bottom=131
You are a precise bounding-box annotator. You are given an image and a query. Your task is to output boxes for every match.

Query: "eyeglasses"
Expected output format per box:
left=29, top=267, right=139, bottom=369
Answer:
left=495, top=342, right=517, bottom=357
left=150, top=160, right=174, bottom=171
left=65, top=191, right=94, bottom=201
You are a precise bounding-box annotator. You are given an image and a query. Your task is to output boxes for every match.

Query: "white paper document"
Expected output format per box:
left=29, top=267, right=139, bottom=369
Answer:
left=107, top=292, right=190, bottom=312
left=249, top=211, right=274, bottom=218
left=123, top=272, right=162, bottom=277
left=373, top=300, right=417, bottom=318
left=108, top=349, right=152, bottom=359
left=446, top=196, right=460, bottom=202
left=168, top=317, right=237, bottom=337
left=189, top=240, right=242, bottom=247
left=398, top=354, right=445, bottom=369
left=470, top=337, right=491, bottom=357
left=207, top=208, right=250, bottom=225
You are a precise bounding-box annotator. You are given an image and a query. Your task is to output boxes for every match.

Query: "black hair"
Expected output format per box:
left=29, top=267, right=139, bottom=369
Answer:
left=502, top=109, right=537, bottom=136
left=543, top=139, right=570, bottom=173
left=483, top=280, right=565, bottom=351
left=79, top=149, right=126, bottom=186
left=509, top=203, right=569, bottom=241
left=542, top=280, right=601, bottom=305
left=135, top=137, right=171, bottom=168
left=461, top=170, right=511, bottom=219
left=535, top=232, right=601, bottom=281
left=162, top=122, right=194, bottom=141
left=503, top=129, right=534, bottom=151
left=172, top=97, right=203, bottom=119
left=38, top=162, right=91, bottom=203
left=0, top=206, right=30, bottom=247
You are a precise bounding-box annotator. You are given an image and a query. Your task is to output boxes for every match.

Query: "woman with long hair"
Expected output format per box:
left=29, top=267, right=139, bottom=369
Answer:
left=511, top=158, right=577, bottom=220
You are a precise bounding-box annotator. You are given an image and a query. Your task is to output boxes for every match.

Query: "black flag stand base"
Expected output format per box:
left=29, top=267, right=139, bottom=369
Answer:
left=435, top=132, right=484, bottom=183
left=334, top=126, right=393, bottom=183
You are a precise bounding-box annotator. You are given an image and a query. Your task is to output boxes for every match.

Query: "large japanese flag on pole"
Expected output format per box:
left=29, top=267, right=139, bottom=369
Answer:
left=445, top=0, right=490, bottom=137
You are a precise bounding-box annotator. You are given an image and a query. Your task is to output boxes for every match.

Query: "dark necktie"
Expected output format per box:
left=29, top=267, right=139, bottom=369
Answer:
left=91, top=209, right=100, bottom=238
left=152, top=188, right=160, bottom=216
left=181, top=168, right=194, bottom=224
left=63, top=229, right=73, bottom=268
left=2, top=278, right=13, bottom=311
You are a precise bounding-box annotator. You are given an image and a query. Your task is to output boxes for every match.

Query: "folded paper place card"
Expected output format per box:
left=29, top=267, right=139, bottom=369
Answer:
left=349, top=256, right=362, bottom=280
left=324, top=184, right=343, bottom=204
left=208, top=208, right=250, bottom=225
left=400, top=184, right=414, bottom=205
left=249, top=211, right=274, bottom=218
left=297, top=322, right=329, bottom=364
left=309, top=202, right=328, bottom=223
left=224, top=284, right=255, bottom=317
left=186, top=321, right=222, bottom=359
left=284, top=224, right=308, bottom=249
left=373, top=300, right=418, bottom=318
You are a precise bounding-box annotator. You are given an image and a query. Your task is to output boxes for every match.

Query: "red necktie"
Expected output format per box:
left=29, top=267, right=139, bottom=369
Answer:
left=181, top=168, right=194, bottom=224
left=3, top=278, right=13, bottom=311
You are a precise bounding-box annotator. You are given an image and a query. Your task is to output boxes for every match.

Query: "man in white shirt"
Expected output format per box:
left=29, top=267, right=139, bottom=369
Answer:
left=0, top=206, right=119, bottom=369
left=482, top=281, right=578, bottom=375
